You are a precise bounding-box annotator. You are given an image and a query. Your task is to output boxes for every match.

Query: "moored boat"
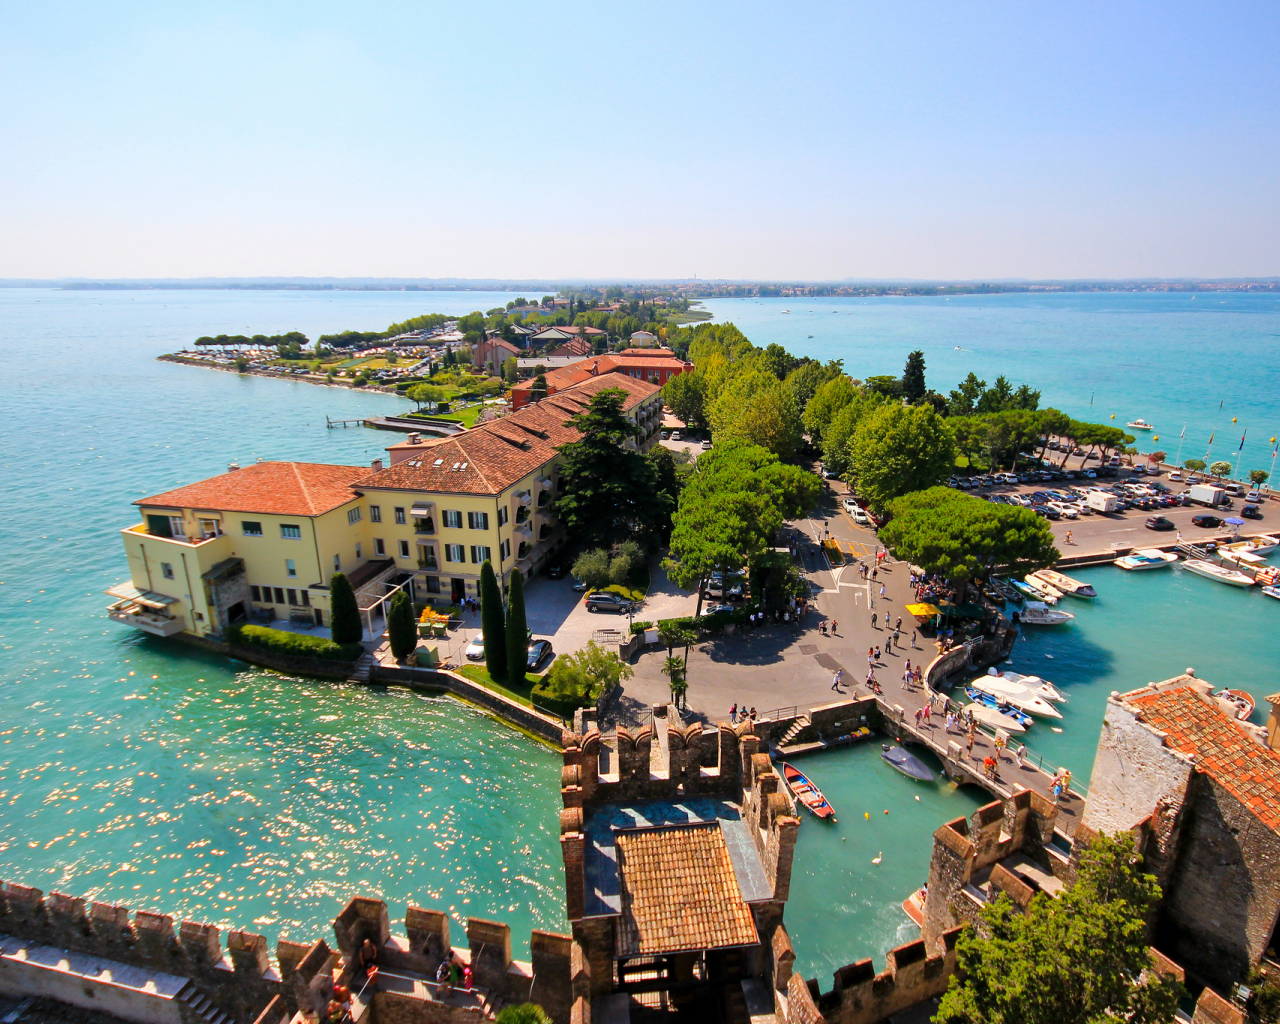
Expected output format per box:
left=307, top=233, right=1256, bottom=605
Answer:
left=962, top=701, right=1028, bottom=734
left=963, top=690, right=1033, bottom=728
left=1263, top=585, right=1280, bottom=601
left=990, top=668, right=1066, bottom=702
left=1029, top=568, right=1097, bottom=598
left=880, top=745, right=936, bottom=782
left=1215, top=688, right=1255, bottom=721
left=902, top=885, right=927, bottom=927
left=970, top=678, right=1063, bottom=718
left=1237, top=534, right=1280, bottom=556
left=1182, top=559, right=1256, bottom=587
left=1012, top=578, right=1058, bottom=604
left=1016, top=601, right=1075, bottom=625
left=780, top=762, right=836, bottom=821
left=988, top=576, right=1022, bottom=603
left=1127, top=418, right=1154, bottom=430
left=1114, top=549, right=1179, bottom=570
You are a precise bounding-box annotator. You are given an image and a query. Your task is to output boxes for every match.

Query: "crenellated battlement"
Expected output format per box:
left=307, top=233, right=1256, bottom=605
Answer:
left=0, top=882, right=571, bottom=1024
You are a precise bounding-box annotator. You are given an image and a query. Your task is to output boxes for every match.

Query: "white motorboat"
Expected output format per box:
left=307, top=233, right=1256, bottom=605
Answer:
left=962, top=702, right=1028, bottom=734
left=992, top=668, right=1067, bottom=703
left=1262, top=586, right=1280, bottom=601
left=1114, top=549, right=1179, bottom=571
left=1127, top=418, right=1155, bottom=430
left=1017, top=601, right=1075, bottom=626
left=1182, top=559, right=1255, bottom=588
left=1222, top=535, right=1280, bottom=557
left=970, top=678, right=1064, bottom=719
left=1019, top=576, right=1062, bottom=602
left=1028, top=569, right=1097, bottom=598
left=1219, top=547, right=1269, bottom=568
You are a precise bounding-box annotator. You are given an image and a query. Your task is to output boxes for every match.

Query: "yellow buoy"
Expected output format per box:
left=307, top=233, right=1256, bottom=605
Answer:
left=864, top=812, right=870, bottom=820
left=1232, top=417, right=1237, bottom=423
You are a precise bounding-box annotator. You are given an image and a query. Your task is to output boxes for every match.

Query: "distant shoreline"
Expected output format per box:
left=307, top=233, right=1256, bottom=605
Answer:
left=157, top=352, right=403, bottom=396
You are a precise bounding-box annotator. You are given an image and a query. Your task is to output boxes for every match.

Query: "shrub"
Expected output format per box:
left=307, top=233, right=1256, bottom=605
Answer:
left=387, top=591, right=416, bottom=661
left=329, top=572, right=362, bottom=645
left=227, top=624, right=361, bottom=663
left=608, top=554, right=633, bottom=586
left=572, top=549, right=611, bottom=590
left=533, top=641, right=633, bottom=716
left=629, top=620, right=654, bottom=634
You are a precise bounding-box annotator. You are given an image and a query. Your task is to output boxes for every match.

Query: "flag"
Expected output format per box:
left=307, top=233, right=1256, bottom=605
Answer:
left=1208, top=431, right=1214, bottom=445
left=1238, top=431, right=1247, bottom=452
left=1180, top=424, right=1185, bottom=439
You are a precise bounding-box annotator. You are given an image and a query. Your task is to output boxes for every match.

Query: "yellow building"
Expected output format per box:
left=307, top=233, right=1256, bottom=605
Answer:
left=107, top=374, right=662, bottom=639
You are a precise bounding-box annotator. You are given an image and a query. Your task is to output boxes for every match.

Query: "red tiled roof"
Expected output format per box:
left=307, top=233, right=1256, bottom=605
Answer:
left=1126, top=685, right=1280, bottom=832
left=135, top=462, right=366, bottom=517
left=356, top=374, right=660, bottom=496
left=510, top=352, right=690, bottom=396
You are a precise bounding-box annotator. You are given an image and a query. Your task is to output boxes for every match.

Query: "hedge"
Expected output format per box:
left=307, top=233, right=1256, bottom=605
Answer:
left=530, top=680, right=588, bottom=718
left=629, top=620, right=654, bottom=635
left=227, top=624, right=362, bottom=663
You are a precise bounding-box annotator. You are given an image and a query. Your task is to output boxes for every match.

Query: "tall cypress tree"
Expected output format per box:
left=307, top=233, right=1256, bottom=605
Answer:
left=387, top=591, right=416, bottom=662
left=329, top=572, right=362, bottom=645
left=901, top=350, right=927, bottom=404
left=479, top=561, right=507, bottom=680
left=504, top=569, right=528, bottom=684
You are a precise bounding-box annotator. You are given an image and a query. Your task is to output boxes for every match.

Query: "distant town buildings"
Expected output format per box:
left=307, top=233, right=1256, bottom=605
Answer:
left=509, top=348, right=693, bottom=410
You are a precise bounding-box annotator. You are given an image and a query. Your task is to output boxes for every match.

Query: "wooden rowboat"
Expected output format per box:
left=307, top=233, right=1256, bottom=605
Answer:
left=780, top=762, right=836, bottom=821
left=902, top=886, right=927, bottom=928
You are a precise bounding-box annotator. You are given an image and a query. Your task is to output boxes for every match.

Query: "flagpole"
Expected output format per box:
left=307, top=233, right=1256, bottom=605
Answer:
left=1234, top=430, right=1247, bottom=479
left=1174, top=424, right=1186, bottom=469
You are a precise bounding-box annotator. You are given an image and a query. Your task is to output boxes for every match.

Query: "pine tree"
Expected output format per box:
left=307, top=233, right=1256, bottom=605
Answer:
left=329, top=572, right=362, bottom=645
left=387, top=591, right=416, bottom=662
left=901, top=350, right=927, bottom=403
left=479, top=561, right=507, bottom=680
left=505, top=569, right=528, bottom=685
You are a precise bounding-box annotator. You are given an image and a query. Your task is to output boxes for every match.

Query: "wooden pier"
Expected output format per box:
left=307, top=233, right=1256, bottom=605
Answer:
left=326, top=416, right=367, bottom=429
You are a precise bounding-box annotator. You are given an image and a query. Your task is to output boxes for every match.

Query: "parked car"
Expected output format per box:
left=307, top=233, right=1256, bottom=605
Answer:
left=1168, top=471, right=1183, bottom=482
left=850, top=506, right=871, bottom=526
left=546, top=563, right=566, bottom=579
left=704, top=603, right=736, bottom=616
left=1245, top=490, right=1263, bottom=503
left=842, top=496, right=859, bottom=514
left=527, top=639, right=554, bottom=670
left=571, top=576, right=588, bottom=592
left=659, top=430, right=670, bottom=440
left=1145, top=516, right=1176, bottom=531
left=464, top=636, right=486, bottom=661
left=700, top=439, right=712, bottom=450
left=1242, top=504, right=1264, bottom=520
left=1191, top=515, right=1223, bottom=528
left=586, top=592, right=633, bottom=613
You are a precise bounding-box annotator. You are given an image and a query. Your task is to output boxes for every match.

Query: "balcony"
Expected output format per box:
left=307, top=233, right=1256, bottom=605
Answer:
left=538, top=476, right=554, bottom=491
left=413, top=517, right=435, bottom=535
left=125, top=523, right=223, bottom=548
left=514, top=521, right=534, bottom=539
left=105, top=584, right=186, bottom=637
left=514, top=490, right=533, bottom=506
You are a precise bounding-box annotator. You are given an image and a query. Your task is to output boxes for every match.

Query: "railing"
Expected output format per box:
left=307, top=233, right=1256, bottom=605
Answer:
left=762, top=706, right=798, bottom=721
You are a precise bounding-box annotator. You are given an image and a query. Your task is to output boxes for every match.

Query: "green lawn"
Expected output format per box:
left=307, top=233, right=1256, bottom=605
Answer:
left=456, top=664, right=537, bottom=705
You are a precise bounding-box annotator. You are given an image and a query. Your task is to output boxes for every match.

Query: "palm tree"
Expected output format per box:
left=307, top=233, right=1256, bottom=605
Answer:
left=662, top=656, right=688, bottom=709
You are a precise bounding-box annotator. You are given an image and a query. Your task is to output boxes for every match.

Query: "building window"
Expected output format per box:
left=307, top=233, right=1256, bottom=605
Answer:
left=287, top=588, right=298, bottom=606
left=333, top=554, right=341, bottom=571
left=500, top=539, right=511, bottom=561
left=444, top=543, right=465, bottom=563
left=442, top=510, right=463, bottom=529
left=285, top=559, right=297, bottom=577
left=374, top=539, right=385, bottom=556
left=398, top=540, right=410, bottom=558
left=274, top=587, right=286, bottom=604
left=468, top=511, right=489, bottom=530
left=498, top=506, right=509, bottom=526
left=168, top=516, right=185, bottom=537
left=356, top=544, right=363, bottom=560
left=426, top=576, right=441, bottom=594
left=301, top=590, right=310, bottom=607
left=394, top=507, right=406, bottom=524
left=281, top=524, right=302, bottom=539
left=470, top=545, right=492, bottom=564
left=347, top=508, right=362, bottom=525
left=369, top=505, right=381, bottom=523
left=242, top=521, right=263, bottom=536
left=161, top=562, right=174, bottom=579
left=250, top=585, right=261, bottom=601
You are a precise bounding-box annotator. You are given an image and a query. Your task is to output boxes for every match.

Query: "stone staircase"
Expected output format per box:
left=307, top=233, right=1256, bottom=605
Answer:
left=776, top=715, right=811, bottom=749
left=175, top=982, right=234, bottom=1024
left=347, top=652, right=375, bottom=684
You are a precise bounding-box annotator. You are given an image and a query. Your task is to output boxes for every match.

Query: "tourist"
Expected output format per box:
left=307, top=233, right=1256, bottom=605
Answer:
left=904, top=657, right=912, bottom=675
left=893, top=629, right=901, bottom=648
left=436, top=959, right=451, bottom=997
left=750, top=707, right=757, bottom=721
left=966, top=732, right=976, bottom=758
left=983, top=755, right=998, bottom=780
left=463, top=964, right=473, bottom=991
left=910, top=630, right=917, bottom=649
left=1065, top=530, right=1073, bottom=545
left=830, top=619, right=838, bottom=635
left=885, top=633, right=892, bottom=654
left=872, top=568, right=878, bottom=582
left=879, top=583, right=886, bottom=599
left=994, top=733, right=1006, bottom=759
left=358, top=938, right=379, bottom=978
left=922, top=703, right=931, bottom=725
left=871, top=611, right=877, bottom=629
left=915, top=707, right=923, bottom=728
left=1176, top=530, right=1183, bottom=543
left=730, top=703, right=738, bottom=723
left=1015, top=744, right=1026, bottom=767
left=1051, top=777, right=1063, bottom=804
left=1061, top=768, right=1073, bottom=793
left=946, top=711, right=955, bottom=733
left=874, top=646, right=881, bottom=662
left=831, top=669, right=844, bottom=692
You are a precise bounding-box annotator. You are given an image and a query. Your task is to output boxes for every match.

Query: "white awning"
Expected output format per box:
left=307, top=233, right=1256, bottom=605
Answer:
left=105, top=583, right=178, bottom=608
left=409, top=504, right=434, bottom=517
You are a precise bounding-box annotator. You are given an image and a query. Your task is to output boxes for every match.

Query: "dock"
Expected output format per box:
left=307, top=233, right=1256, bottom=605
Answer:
left=325, top=414, right=468, bottom=436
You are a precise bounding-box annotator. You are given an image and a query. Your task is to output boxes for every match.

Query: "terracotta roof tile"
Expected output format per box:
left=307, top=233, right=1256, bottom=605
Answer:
left=135, top=462, right=365, bottom=517
left=1126, top=685, right=1280, bottom=833
left=357, top=374, right=660, bottom=497
left=615, top=824, right=758, bottom=956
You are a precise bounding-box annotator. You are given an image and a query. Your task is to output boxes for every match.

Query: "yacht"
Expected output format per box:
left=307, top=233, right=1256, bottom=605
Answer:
left=970, top=678, right=1063, bottom=719
left=962, top=702, right=1028, bottom=734
left=1182, top=559, right=1255, bottom=587
left=992, top=669, right=1067, bottom=703
left=1126, top=418, right=1155, bottom=430
left=1016, top=601, right=1075, bottom=626
left=1114, top=549, right=1179, bottom=571
left=1028, top=569, right=1097, bottom=598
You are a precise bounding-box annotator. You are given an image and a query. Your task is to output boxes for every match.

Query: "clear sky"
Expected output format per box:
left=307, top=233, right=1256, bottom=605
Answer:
left=3, top=1, right=1278, bottom=281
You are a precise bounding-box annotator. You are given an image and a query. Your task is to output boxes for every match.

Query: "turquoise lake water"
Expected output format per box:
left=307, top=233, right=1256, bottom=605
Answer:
left=1, top=288, right=1278, bottom=981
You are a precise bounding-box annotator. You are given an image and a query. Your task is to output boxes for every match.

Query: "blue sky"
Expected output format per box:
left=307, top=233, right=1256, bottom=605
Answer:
left=2, top=1, right=1278, bottom=280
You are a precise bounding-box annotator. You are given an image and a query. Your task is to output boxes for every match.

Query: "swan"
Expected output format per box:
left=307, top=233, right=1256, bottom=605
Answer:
left=871, top=852, right=883, bottom=865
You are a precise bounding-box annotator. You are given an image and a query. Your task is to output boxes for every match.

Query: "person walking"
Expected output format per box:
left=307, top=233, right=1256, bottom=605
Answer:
left=914, top=707, right=923, bottom=728
left=893, top=628, right=901, bottom=648
left=885, top=633, right=893, bottom=654
left=831, top=619, right=838, bottom=635
left=831, top=669, right=844, bottom=692
left=922, top=703, right=932, bottom=726
left=730, top=703, right=738, bottom=723
left=1014, top=743, right=1026, bottom=768
left=871, top=611, right=877, bottom=629
left=874, top=646, right=881, bottom=663
left=966, top=731, right=976, bottom=758
left=879, top=583, right=886, bottom=599
left=910, top=630, right=917, bottom=649
left=946, top=710, right=956, bottom=734
left=902, top=663, right=913, bottom=687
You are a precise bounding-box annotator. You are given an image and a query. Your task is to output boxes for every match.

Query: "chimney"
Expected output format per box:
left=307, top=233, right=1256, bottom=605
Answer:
left=371, top=458, right=384, bottom=473
left=408, top=432, right=421, bottom=445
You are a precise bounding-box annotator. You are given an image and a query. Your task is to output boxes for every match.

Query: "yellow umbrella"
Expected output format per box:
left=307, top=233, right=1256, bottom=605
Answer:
left=906, top=603, right=941, bottom=617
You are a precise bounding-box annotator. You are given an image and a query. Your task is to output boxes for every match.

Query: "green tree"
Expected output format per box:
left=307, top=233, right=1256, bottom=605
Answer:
left=663, top=656, right=688, bottom=708
left=494, top=1004, right=551, bottom=1024
left=1184, top=458, right=1207, bottom=474
left=936, top=831, right=1183, bottom=1024
left=848, top=404, right=957, bottom=510
left=820, top=392, right=890, bottom=478
left=708, top=370, right=803, bottom=459
left=572, top=549, right=612, bottom=589
left=1249, top=469, right=1270, bottom=488
left=662, top=369, right=707, bottom=427
left=1210, top=460, right=1233, bottom=477
left=863, top=374, right=902, bottom=400
left=947, top=372, right=986, bottom=417
left=502, top=356, right=518, bottom=383
left=530, top=372, right=549, bottom=402
left=802, top=374, right=858, bottom=443
left=900, top=350, right=927, bottom=404
left=329, top=572, right=362, bottom=645
left=386, top=590, right=416, bottom=661
left=407, top=383, right=447, bottom=411
left=879, top=487, right=1058, bottom=587
left=504, top=569, right=528, bottom=684
left=479, top=561, right=507, bottom=680
left=976, top=374, right=1016, bottom=414
left=540, top=641, right=634, bottom=705
left=556, top=388, right=661, bottom=547
left=783, top=359, right=842, bottom=415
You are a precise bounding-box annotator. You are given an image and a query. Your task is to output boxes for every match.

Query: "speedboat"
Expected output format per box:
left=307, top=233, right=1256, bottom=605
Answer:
left=1214, top=688, right=1255, bottom=721
left=1219, top=547, right=1269, bottom=568
left=962, top=701, right=1028, bottom=734
left=1028, top=569, right=1097, bottom=598
left=1115, top=549, right=1179, bottom=570
left=1182, top=559, right=1255, bottom=587
left=963, top=690, right=1033, bottom=728
left=970, top=678, right=1063, bottom=718
left=1264, top=585, right=1280, bottom=601
left=1016, top=601, right=1075, bottom=625
left=779, top=762, right=836, bottom=821
left=881, top=745, right=935, bottom=782
left=1222, top=536, right=1280, bottom=558
left=989, top=668, right=1066, bottom=703
left=1012, top=578, right=1058, bottom=605
left=1127, top=418, right=1155, bottom=430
